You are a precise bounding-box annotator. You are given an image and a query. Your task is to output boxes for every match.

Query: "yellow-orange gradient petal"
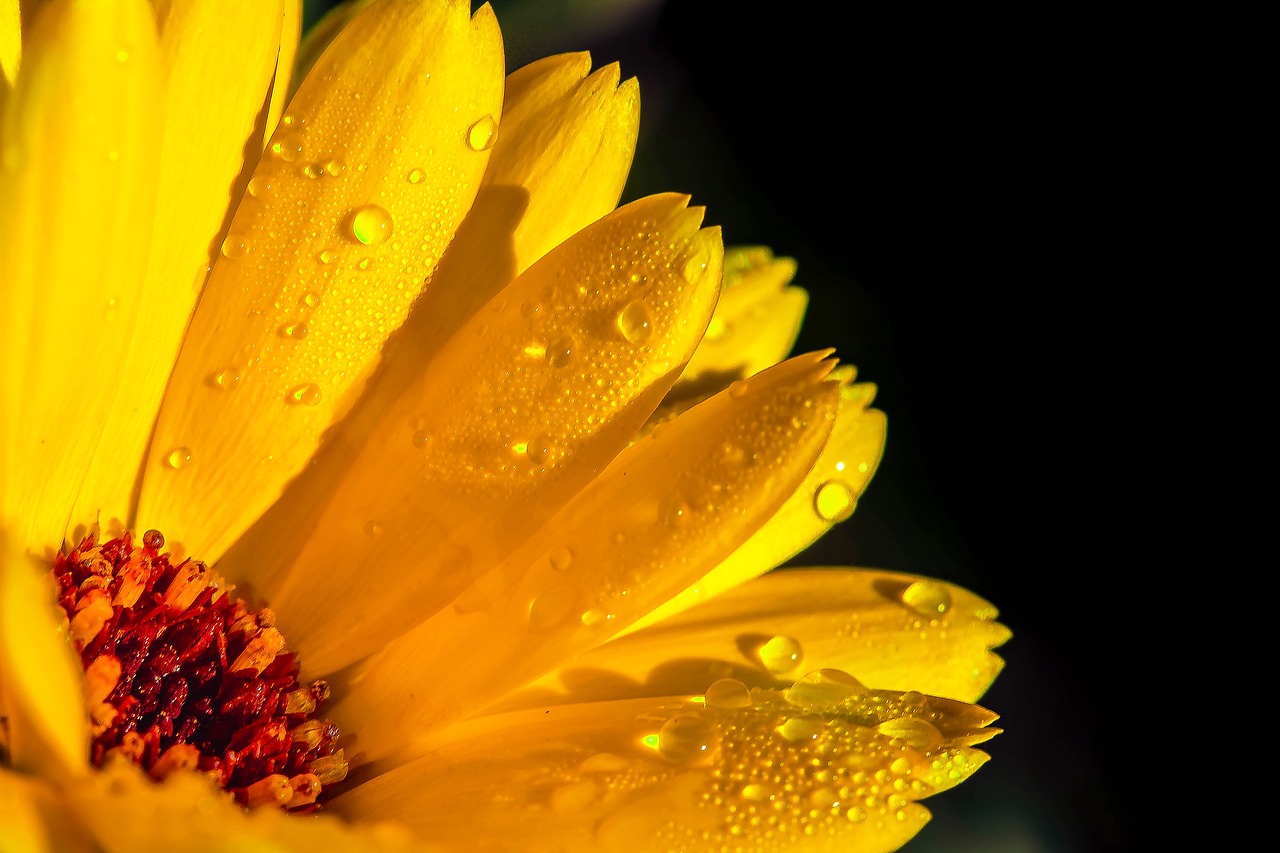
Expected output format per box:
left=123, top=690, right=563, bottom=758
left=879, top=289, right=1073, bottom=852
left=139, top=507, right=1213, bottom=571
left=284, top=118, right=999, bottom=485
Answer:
left=335, top=684, right=998, bottom=852
left=262, top=194, right=722, bottom=675
left=0, top=529, right=86, bottom=778
left=0, top=767, right=93, bottom=852
left=509, top=569, right=1009, bottom=709
left=333, top=352, right=840, bottom=765
left=632, top=370, right=885, bottom=631
left=69, top=0, right=285, bottom=535
left=0, top=0, right=159, bottom=551
left=64, top=761, right=426, bottom=852
left=135, top=0, right=504, bottom=562
left=678, top=246, right=808, bottom=389
left=263, top=0, right=301, bottom=145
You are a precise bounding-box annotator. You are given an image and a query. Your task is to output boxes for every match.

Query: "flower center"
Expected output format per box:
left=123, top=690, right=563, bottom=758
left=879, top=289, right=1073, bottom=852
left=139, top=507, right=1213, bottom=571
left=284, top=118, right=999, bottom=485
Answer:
left=51, top=530, right=347, bottom=810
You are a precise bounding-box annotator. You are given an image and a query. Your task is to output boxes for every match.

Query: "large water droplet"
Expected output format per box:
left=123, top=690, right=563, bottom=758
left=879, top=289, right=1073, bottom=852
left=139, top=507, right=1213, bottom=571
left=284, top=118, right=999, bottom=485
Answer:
left=703, top=678, right=752, bottom=708
left=269, top=132, right=303, bottom=163
left=528, top=584, right=580, bottom=631
left=758, top=635, right=803, bottom=673
left=741, top=783, right=776, bottom=802
left=525, top=435, right=554, bottom=465
left=280, top=321, right=309, bottom=340
left=466, top=115, right=498, bottom=151
left=411, top=429, right=432, bottom=449
left=900, top=580, right=952, bottom=616
left=349, top=204, right=393, bottom=245
left=220, top=235, right=248, bottom=258
left=246, top=176, right=273, bottom=199
left=776, top=715, right=825, bottom=743
left=165, top=447, right=192, bottom=470
left=785, top=669, right=868, bottom=707
left=286, top=384, right=322, bottom=406
left=580, top=609, right=613, bottom=629
left=546, top=336, right=574, bottom=369
left=813, top=480, right=855, bottom=522
left=615, top=300, right=654, bottom=343
left=323, top=159, right=344, bottom=176
left=876, top=716, right=944, bottom=752
left=211, top=368, right=241, bottom=391
left=548, top=547, right=573, bottom=572
left=657, top=714, right=718, bottom=765
left=301, top=291, right=321, bottom=308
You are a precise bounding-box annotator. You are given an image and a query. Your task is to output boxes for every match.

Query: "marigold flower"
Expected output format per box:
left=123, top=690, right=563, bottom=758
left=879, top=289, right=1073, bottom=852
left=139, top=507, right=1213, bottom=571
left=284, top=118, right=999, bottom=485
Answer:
left=0, top=1, right=1009, bottom=850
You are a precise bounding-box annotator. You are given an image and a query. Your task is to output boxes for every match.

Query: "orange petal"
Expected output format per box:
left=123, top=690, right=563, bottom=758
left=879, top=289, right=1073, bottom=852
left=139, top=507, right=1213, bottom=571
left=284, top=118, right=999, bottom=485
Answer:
left=261, top=194, right=722, bottom=675
left=134, top=0, right=504, bottom=563
left=508, top=569, right=1009, bottom=709
left=333, top=353, right=840, bottom=764
left=333, top=684, right=997, bottom=852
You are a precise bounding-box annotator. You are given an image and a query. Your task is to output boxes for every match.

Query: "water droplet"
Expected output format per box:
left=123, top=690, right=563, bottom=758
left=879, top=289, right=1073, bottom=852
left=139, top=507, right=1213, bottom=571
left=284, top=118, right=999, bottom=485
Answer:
left=357, top=258, right=374, bottom=271
left=286, top=384, right=322, bottom=406
left=657, top=714, right=718, bottom=765
left=776, top=715, right=825, bottom=743
left=758, top=635, right=803, bottom=673
left=302, top=162, right=323, bottom=179
left=520, top=300, right=542, bottom=319
left=269, top=130, right=304, bottom=162
left=324, top=159, right=344, bottom=176
left=704, top=316, right=730, bottom=342
left=165, top=447, right=192, bottom=470
left=813, top=480, right=855, bottom=522
left=318, top=250, right=337, bottom=264
left=703, top=678, right=752, bottom=708
left=411, top=430, right=431, bottom=449
left=407, top=168, right=425, bottom=184
left=280, top=321, right=309, bottom=339
left=876, top=716, right=944, bottom=752
left=810, top=786, right=841, bottom=809
left=682, top=246, right=711, bottom=282
left=890, top=757, right=914, bottom=776
left=580, top=608, right=613, bottom=628
left=615, top=300, right=654, bottom=343
left=660, top=497, right=690, bottom=528
left=546, top=336, right=574, bottom=368
left=785, top=669, right=868, bottom=707
left=528, top=584, right=580, bottom=631
left=349, top=204, right=393, bottom=245
left=525, top=435, right=554, bottom=465
left=846, top=806, right=868, bottom=823
left=211, top=368, right=241, bottom=390
left=246, top=176, right=273, bottom=198
left=900, top=580, right=951, bottom=616
left=548, top=547, right=572, bottom=572
left=364, top=520, right=383, bottom=538
left=220, top=235, right=248, bottom=258
left=302, top=291, right=321, bottom=308
left=466, top=115, right=498, bottom=151
left=741, top=783, right=775, bottom=802
left=728, top=379, right=749, bottom=399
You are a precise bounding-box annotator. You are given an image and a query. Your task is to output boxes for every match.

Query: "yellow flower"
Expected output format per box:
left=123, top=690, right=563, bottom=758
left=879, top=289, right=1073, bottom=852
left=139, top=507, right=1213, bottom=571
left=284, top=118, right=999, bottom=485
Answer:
left=0, top=1, right=1009, bottom=850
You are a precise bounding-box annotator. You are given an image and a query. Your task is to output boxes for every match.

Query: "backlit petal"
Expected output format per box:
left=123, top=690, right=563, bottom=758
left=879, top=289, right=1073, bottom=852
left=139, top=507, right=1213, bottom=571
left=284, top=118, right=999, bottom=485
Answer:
left=0, top=528, right=86, bottom=778
left=69, top=0, right=285, bottom=535
left=334, top=687, right=997, bottom=852
left=633, top=371, right=885, bottom=630
left=261, top=194, right=722, bottom=675
left=135, top=0, right=504, bottom=562
left=0, top=0, right=159, bottom=551
left=66, top=760, right=426, bottom=852
left=334, top=353, right=840, bottom=764
left=510, top=569, right=1009, bottom=708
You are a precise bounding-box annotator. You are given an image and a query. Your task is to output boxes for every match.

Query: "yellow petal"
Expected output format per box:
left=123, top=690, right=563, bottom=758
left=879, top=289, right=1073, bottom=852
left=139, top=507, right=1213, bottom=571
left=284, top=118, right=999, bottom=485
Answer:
left=135, top=0, right=505, bottom=563
left=678, top=246, right=808, bottom=388
left=263, top=0, right=301, bottom=145
left=65, top=760, right=427, bottom=853
left=69, top=0, right=285, bottom=535
left=219, top=51, right=640, bottom=583
left=0, top=528, right=86, bottom=778
left=510, top=569, right=1009, bottom=709
left=1, top=0, right=18, bottom=87
left=334, top=685, right=997, bottom=852
left=261, top=195, right=722, bottom=676
left=333, top=352, right=840, bottom=764
left=0, top=767, right=94, bottom=852
left=0, top=0, right=160, bottom=551
left=293, top=0, right=373, bottom=93
left=632, top=371, right=885, bottom=630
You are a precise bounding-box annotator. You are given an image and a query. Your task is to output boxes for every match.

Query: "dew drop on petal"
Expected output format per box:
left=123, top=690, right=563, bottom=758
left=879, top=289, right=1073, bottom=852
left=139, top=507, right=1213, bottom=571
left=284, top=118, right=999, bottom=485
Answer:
left=323, top=159, right=344, bottom=176
left=528, top=584, right=580, bottom=631
left=546, top=336, right=574, bottom=369
left=211, top=368, right=241, bottom=391
left=269, top=130, right=303, bottom=162
left=810, top=785, right=841, bottom=809
left=220, top=235, right=248, bottom=259
left=660, top=497, right=690, bottom=528
left=466, top=115, right=497, bottom=151
left=520, top=299, right=543, bottom=319
left=318, top=250, right=337, bottom=264
left=411, top=430, right=431, bottom=449
left=279, top=322, right=309, bottom=340
left=349, top=204, right=393, bottom=245
left=813, top=480, right=855, bottom=522
left=548, top=547, right=572, bottom=572
left=900, top=580, right=952, bottom=616
left=615, top=300, right=654, bottom=343
left=657, top=714, right=718, bottom=765
left=165, top=447, right=192, bottom=470
left=246, top=176, right=272, bottom=199
left=580, top=609, right=612, bottom=629
left=407, top=168, right=425, bottom=184
left=876, top=716, right=944, bottom=752
left=525, top=435, right=554, bottom=465
left=703, top=678, right=752, bottom=708
left=286, top=384, right=322, bottom=406
left=784, top=669, right=868, bottom=707
left=758, top=634, right=803, bottom=674
left=741, top=783, right=776, bottom=802
left=776, top=715, right=825, bottom=743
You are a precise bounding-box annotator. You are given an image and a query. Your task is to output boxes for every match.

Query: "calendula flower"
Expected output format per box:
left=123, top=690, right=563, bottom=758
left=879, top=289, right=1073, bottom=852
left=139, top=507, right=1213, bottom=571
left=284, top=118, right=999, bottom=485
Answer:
left=0, top=0, right=1010, bottom=850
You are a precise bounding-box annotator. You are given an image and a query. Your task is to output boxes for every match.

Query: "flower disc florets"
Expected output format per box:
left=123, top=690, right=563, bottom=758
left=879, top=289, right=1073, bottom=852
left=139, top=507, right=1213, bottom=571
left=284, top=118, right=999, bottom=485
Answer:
left=50, top=531, right=347, bottom=810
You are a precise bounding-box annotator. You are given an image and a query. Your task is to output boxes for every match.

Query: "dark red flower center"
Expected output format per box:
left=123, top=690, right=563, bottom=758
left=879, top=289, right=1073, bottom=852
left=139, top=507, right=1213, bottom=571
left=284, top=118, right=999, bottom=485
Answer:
left=51, top=530, right=347, bottom=810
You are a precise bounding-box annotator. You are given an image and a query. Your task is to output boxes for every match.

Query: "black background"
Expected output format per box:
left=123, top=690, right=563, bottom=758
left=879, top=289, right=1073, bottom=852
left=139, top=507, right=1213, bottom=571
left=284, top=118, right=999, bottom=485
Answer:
left=310, top=2, right=1127, bottom=850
